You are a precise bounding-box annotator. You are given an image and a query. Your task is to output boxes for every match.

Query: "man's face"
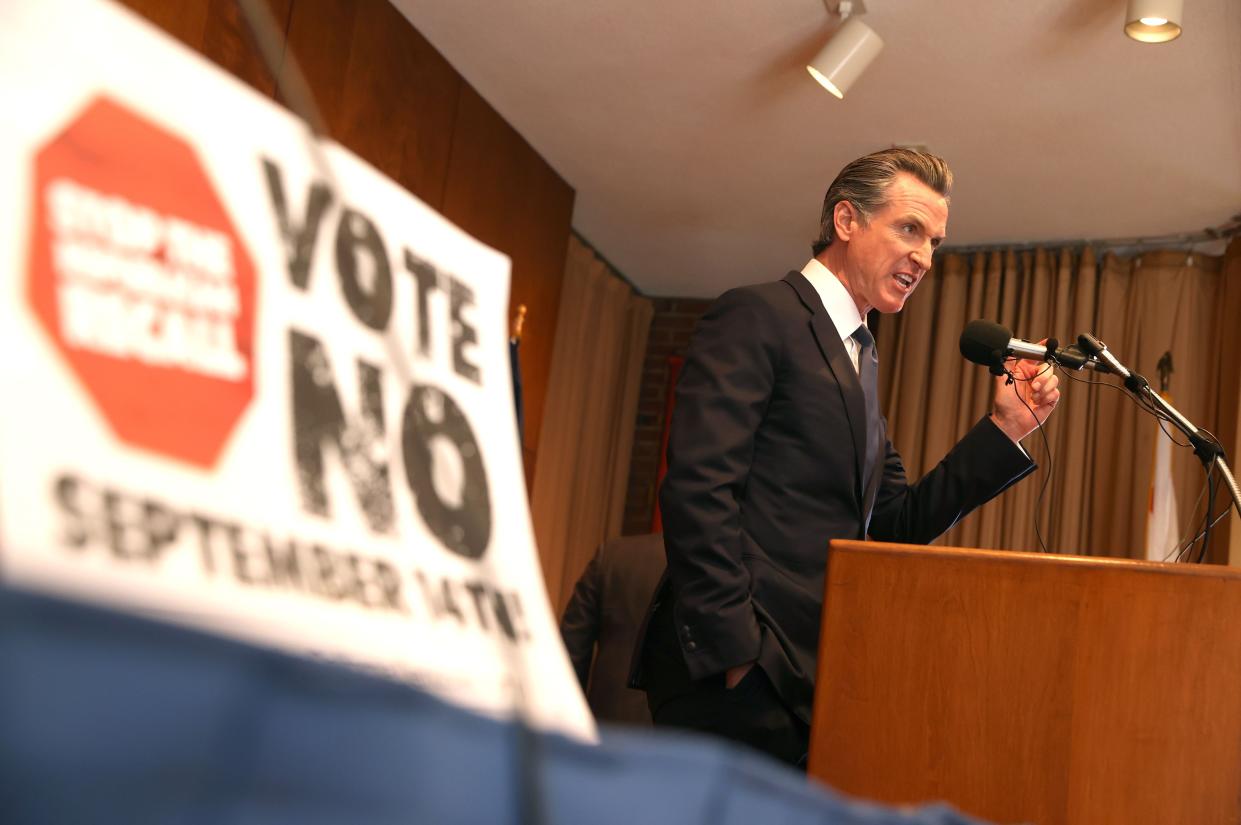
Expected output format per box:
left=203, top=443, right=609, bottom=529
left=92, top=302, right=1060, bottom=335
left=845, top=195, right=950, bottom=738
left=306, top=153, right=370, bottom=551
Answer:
left=836, top=172, right=948, bottom=315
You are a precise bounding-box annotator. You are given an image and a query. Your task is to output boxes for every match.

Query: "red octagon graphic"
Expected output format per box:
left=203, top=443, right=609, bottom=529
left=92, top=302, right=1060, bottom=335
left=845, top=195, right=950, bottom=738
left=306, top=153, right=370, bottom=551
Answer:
left=27, top=97, right=257, bottom=468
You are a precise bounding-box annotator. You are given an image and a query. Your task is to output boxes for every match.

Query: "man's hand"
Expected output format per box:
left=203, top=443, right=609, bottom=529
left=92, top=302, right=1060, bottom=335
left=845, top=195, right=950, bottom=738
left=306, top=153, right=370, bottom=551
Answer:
left=990, top=349, right=1061, bottom=444
left=724, top=661, right=755, bottom=689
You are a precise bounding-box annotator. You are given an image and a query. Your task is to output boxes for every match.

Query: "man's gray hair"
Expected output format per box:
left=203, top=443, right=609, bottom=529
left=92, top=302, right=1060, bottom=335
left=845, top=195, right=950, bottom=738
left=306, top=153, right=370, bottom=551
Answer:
left=811, top=147, right=953, bottom=256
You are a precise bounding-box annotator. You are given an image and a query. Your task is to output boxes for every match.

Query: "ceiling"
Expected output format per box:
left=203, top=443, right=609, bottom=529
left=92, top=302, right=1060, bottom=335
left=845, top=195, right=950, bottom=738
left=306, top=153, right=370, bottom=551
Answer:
left=396, top=0, right=1241, bottom=297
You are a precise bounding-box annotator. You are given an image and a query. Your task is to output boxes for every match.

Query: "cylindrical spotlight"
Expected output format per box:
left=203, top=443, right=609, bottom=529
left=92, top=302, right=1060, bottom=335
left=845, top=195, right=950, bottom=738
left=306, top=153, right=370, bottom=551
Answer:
left=1124, top=0, right=1183, bottom=43
left=806, top=16, right=885, bottom=99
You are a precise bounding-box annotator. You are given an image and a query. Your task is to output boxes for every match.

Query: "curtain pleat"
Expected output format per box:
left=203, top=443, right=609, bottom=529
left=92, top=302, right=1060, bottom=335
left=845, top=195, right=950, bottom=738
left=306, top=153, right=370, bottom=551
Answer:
left=530, top=236, right=654, bottom=613
left=879, top=245, right=1230, bottom=559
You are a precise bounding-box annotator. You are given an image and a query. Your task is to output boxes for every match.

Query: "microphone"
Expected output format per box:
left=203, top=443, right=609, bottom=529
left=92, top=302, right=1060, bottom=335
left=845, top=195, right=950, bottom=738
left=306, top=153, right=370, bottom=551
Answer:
left=1076, top=332, right=1151, bottom=395
left=1075, top=332, right=1130, bottom=379
left=959, top=320, right=1111, bottom=373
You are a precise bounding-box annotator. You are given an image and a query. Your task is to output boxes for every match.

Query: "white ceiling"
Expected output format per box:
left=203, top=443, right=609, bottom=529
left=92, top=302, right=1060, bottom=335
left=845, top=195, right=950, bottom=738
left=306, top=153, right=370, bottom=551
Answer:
left=397, top=0, right=1241, bottom=297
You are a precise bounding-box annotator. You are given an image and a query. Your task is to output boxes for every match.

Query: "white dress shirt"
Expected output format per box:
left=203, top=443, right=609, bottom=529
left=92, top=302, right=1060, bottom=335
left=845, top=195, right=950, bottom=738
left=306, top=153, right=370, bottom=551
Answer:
left=799, top=259, right=1030, bottom=453
left=800, top=258, right=865, bottom=373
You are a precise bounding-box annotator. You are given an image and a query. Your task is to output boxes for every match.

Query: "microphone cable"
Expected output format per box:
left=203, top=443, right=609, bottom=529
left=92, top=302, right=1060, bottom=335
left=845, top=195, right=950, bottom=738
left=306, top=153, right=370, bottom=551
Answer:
left=1055, top=366, right=1228, bottom=563
left=1167, top=464, right=1211, bottom=563
left=1164, top=461, right=1206, bottom=562
left=996, top=360, right=1056, bottom=554
left=1181, top=490, right=1230, bottom=563
left=1191, top=467, right=1222, bottom=563
left=1199, top=470, right=1216, bottom=562
left=1125, top=378, right=1225, bottom=562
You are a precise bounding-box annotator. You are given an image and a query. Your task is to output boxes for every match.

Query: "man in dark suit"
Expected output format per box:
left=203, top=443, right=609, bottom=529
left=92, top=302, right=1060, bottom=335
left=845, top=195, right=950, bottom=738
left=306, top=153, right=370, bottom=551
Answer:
left=634, top=148, right=1060, bottom=766
left=560, top=533, right=666, bottom=726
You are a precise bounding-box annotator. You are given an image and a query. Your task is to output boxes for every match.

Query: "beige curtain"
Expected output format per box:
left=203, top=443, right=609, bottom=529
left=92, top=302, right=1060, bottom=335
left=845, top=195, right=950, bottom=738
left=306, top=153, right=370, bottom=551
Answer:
left=530, top=235, right=654, bottom=612
left=877, top=244, right=1238, bottom=559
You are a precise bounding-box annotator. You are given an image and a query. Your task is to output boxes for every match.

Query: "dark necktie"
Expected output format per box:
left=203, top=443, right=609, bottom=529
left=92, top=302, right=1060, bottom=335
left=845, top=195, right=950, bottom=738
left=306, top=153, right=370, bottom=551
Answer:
left=852, top=324, right=881, bottom=493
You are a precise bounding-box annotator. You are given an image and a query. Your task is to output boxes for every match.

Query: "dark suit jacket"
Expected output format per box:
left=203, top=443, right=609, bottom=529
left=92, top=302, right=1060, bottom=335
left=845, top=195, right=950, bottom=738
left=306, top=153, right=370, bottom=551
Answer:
left=638, top=272, right=1034, bottom=725
left=560, top=533, right=666, bottom=726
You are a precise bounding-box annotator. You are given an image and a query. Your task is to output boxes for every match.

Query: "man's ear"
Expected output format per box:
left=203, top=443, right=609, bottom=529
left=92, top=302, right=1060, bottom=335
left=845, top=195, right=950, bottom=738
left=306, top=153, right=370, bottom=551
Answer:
left=833, top=200, right=860, bottom=242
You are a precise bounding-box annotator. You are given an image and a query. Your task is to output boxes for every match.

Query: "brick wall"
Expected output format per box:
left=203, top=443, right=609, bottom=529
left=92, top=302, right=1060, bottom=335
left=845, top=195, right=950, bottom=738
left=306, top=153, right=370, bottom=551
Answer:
left=620, top=297, right=712, bottom=535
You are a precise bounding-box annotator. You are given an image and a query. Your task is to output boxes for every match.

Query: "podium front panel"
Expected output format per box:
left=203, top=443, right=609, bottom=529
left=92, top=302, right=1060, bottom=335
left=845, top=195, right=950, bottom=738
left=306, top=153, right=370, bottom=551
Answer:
left=808, top=541, right=1241, bottom=825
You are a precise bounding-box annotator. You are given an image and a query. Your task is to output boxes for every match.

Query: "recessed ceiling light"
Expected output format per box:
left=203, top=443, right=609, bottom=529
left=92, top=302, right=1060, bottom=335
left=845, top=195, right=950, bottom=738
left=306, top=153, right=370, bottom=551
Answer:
left=1125, top=0, right=1182, bottom=43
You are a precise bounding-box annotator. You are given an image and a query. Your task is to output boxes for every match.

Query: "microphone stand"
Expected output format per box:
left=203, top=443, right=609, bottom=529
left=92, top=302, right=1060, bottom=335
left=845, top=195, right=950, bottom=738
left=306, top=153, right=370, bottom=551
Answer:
left=1075, top=334, right=1241, bottom=532
left=1131, top=377, right=1241, bottom=520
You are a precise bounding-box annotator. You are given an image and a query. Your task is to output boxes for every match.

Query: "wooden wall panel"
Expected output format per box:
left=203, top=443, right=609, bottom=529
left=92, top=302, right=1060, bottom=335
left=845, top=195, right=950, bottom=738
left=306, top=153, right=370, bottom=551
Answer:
left=281, top=0, right=459, bottom=209
left=117, top=0, right=291, bottom=98
left=113, top=0, right=574, bottom=494
left=440, top=85, right=574, bottom=487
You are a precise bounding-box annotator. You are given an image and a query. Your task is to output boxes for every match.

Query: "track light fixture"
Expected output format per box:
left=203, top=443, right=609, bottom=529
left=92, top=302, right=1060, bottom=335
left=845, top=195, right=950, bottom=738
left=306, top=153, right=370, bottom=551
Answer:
left=1124, top=0, right=1183, bottom=43
left=806, top=1, right=884, bottom=99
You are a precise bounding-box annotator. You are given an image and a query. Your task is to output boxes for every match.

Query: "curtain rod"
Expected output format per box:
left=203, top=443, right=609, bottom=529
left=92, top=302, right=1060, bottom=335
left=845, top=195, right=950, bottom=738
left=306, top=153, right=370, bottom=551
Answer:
left=570, top=228, right=642, bottom=293
left=943, top=217, right=1240, bottom=256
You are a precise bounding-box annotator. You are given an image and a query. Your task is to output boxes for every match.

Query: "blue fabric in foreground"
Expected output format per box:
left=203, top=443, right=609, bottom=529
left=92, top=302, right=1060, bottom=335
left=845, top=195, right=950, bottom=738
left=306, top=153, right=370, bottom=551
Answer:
left=0, top=586, right=990, bottom=825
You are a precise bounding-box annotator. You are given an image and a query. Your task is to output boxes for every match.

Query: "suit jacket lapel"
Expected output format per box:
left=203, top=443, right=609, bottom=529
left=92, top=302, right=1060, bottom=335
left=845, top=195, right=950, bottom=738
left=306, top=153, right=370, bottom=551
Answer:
left=781, top=272, right=868, bottom=499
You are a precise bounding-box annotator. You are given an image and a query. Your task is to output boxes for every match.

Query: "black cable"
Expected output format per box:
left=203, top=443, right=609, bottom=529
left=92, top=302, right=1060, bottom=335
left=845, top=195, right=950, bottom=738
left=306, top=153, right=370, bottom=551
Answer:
left=1195, top=426, right=1228, bottom=458
left=1137, top=384, right=1201, bottom=449
left=1169, top=464, right=1212, bottom=563
left=1000, top=361, right=1054, bottom=553
left=1134, top=388, right=1225, bottom=564
left=1052, top=365, right=1206, bottom=564
left=1056, top=365, right=1139, bottom=397
left=1133, top=386, right=1228, bottom=563
left=1056, top=367, right=1188, bottom=439
left=1154, top=414, right=1194, bottom=449
left=1166, top=483, right=1206, bottom=560
left=1183, top=475, right=1209, bottom=563
left=1053, top=361, right=1233, bottom=565
left=1197, top=469, right=1217, bottom=564
left=1179, top=466, right=1214, bottom=563
left=1178, top=499, right=1232, bottom=560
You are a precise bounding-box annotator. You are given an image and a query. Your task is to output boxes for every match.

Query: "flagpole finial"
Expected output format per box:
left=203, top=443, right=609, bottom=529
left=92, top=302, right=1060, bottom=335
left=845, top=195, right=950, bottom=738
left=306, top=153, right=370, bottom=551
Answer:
left=511, top=304, right=528, bottom=343
left=1156, top=351, right=1173, bottom=394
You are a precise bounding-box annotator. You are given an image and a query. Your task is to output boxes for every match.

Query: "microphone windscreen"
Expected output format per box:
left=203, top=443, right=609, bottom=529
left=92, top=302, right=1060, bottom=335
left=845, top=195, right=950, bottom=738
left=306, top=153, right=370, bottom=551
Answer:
left=959, top=319, right=1012, bottom=366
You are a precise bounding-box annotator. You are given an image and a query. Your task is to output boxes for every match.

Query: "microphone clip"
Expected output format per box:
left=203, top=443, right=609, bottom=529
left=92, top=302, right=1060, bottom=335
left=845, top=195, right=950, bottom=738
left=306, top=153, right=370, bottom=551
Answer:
left=988, top=351, right=1007, bottom=378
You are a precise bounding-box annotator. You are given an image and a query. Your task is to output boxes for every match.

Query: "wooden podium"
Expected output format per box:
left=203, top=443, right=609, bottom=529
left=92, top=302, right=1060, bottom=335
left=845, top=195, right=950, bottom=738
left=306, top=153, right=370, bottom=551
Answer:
left=808, top=540, right=1241, bottom=825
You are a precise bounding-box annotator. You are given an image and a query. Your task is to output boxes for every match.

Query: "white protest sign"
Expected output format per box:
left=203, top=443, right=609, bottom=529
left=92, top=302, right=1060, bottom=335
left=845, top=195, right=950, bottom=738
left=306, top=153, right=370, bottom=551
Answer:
left=0, top=0, right=595, bottom=741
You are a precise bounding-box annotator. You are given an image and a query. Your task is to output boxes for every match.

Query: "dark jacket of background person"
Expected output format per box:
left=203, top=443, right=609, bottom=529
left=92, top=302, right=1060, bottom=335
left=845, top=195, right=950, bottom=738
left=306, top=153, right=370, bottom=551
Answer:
left=560, top=533, right=666, bottom=725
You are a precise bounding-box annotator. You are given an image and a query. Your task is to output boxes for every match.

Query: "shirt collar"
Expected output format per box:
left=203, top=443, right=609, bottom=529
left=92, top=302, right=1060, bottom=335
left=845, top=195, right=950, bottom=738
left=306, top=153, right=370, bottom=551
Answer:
left=801, top=258, right=865, bottom=344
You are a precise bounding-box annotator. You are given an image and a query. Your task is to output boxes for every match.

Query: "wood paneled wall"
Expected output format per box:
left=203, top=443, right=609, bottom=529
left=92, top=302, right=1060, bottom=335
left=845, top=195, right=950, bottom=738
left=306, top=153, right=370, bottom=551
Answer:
left=117, top=0, right=572, bottom=487
left=116, top=0, right=292, bottom=97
